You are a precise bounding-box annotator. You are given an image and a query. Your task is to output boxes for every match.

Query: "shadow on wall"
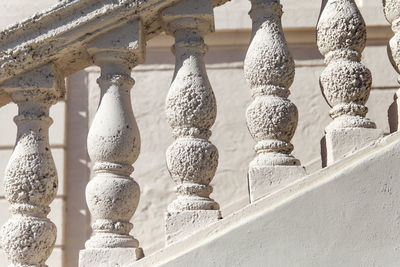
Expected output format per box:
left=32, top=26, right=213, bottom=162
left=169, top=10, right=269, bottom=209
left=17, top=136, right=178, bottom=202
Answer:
left=65, top=70, right=91, bottom=267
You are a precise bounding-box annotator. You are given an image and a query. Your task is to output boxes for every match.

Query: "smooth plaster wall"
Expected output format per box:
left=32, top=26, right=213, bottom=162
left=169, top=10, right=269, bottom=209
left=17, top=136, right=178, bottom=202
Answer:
left=0, top=0, right=398, bottom=266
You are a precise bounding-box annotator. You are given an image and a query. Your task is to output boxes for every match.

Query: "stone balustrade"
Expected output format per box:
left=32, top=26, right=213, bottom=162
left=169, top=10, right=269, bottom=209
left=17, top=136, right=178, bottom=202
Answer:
left=0, top=64, right=64, bottom=267
left=317, top=0, right=384, bottom=166
left=162, top=0, right=222, bottom=244
left=0, top=0, right=398, bottom=266
left=245, top=0, right=306, bottom=203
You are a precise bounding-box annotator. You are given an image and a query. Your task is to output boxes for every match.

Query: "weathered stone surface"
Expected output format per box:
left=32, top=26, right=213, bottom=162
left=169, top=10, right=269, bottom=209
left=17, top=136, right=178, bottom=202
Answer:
left=162, top=0, right=222, bottom=244
left=244, top=0, right=304, bottom=202
left=0, top=64, right=62, bottom=267
left=383, top=0, right=400, bottom=132
left=244, top=0, right=300, bottom=167
left=317, top=0, right=375, bottom=130
left=82, top=19, right=144, bottom=260
left=317, top=0, right=383, bottom=164
left=0, top=0, right=229, bottom=108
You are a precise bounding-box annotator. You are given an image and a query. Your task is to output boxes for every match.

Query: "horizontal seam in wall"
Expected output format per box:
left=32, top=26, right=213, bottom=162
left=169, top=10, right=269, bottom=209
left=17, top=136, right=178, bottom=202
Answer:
left=0, top=144, right=66, bottom=150
left=86, top=63, right=328, bottom=72
left=0, top=196, right=66, bottom=199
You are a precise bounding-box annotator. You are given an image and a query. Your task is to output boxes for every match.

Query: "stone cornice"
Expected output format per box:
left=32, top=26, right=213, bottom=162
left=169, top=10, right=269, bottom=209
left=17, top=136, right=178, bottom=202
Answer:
left=0, top=0, right=228, bottom=99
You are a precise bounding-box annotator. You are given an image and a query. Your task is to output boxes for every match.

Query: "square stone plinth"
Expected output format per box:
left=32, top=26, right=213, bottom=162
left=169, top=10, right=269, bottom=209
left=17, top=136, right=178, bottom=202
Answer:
left=248, top=165, right=307, bottom=203
left=166, top=210, right=221, bottom=245
left=324, top=128, right=384, bottom=166
left=79, top=247, right=144, bottom=267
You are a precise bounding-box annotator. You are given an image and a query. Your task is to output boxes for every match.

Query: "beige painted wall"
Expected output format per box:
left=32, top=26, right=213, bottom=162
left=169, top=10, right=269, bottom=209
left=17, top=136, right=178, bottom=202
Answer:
left=0, top=0, right=398, bottom=266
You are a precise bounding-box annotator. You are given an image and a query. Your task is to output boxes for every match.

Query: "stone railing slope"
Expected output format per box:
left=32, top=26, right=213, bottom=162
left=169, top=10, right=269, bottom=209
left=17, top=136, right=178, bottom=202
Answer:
left=0, top=0, right=228, bottom=107
left=132, top=130, right=400, bottom=267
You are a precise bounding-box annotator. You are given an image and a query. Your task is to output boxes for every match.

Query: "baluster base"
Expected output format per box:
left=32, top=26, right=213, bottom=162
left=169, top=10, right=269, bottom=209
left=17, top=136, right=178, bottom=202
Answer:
left=248, top=165, right=306, bottom=203
left=165, top=210, right=221, bottom=245
left=79, top=247, right=144, bottom=267
left=322, top=128, right=384, bottom=167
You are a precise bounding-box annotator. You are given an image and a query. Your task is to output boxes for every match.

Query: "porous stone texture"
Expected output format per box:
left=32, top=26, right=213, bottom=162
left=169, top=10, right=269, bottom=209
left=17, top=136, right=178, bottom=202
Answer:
left=248, top=166, right=306, bottom=203
left=244, top=0, right=304, bottom=202
left=0, top=1, right=398, bottom=265
left=162, top=0, right=222, bottom=245
left=79, top=248, right=144, bottom=267
left=383, top=0, right=400, bottom=132
left=0, top=64, right=63, bottom=267
left=325, top=128, right=384, bottom=165
left=317, top=0, right=383, bottom=164
left=81, top=19, right=144, bottom=260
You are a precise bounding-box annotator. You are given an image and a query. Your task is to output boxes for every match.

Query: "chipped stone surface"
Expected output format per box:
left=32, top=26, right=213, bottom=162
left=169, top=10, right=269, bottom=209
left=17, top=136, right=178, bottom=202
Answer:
left=383, top=0, right=400, bottom=131
left=317, top=0, right=383, bottom=164
left=0, top=0, right=229, bottom=107
left=82, top=20, right=145, bottom=253
left=162, top=0, right=222, bottom=244
left=317, top=0, right=375, bottom=130
left=244, top=0, right=304, bottom=201
left=0, top=64, right=62, bottom=266
left=244, top=0, right=300, bottom=167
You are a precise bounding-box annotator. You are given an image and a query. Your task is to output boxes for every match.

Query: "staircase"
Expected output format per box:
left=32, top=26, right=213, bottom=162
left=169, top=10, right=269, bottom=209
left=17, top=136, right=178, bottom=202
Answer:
left=0, top=0, right=399, bottom=266
left=134, top=132, right=400, bottom=267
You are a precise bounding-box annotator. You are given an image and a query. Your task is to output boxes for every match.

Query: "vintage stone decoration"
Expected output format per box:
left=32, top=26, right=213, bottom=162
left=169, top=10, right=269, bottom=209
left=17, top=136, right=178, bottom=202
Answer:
left=0, top=0, right=399, bottom=266
left=0, top=64, right=63, bottom=266
left=80, top=19, right=145, bottom=264
left=317, top=0, right=383, bottom=165
left=244, top=0, right=305, bottom=203
left=162, top=0, right=222, bottom=244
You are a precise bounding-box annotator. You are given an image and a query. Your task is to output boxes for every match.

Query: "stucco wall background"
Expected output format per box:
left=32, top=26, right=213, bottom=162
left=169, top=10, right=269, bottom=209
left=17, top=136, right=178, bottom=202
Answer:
left=0, top=0, right=398, bottom=266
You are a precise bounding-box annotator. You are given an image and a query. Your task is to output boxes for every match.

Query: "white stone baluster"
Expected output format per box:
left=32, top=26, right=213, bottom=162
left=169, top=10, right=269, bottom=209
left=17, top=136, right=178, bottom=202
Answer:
left=0, top=64, right=63, bottom=267
left=383, top=0, right=400, bottom=131
left=244, top=0, right=305, bottom=203
left=79, top=20, right=144, bottom=266
left=317, top=0, right=383, bottom=165
left=162, top=0, right=221, bottom=244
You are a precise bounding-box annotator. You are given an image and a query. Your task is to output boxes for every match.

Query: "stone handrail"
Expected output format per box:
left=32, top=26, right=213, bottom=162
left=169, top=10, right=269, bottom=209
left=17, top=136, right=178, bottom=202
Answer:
left=0, top=0, right=397, bottom=266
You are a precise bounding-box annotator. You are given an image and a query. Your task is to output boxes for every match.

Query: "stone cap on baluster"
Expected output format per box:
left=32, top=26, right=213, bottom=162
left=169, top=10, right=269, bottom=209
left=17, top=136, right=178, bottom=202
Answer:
left=0, top=63, right=65, bottom=103
left=161, top=0, right=215, bottom=34
left=86, top=19, right=145, bottom=68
